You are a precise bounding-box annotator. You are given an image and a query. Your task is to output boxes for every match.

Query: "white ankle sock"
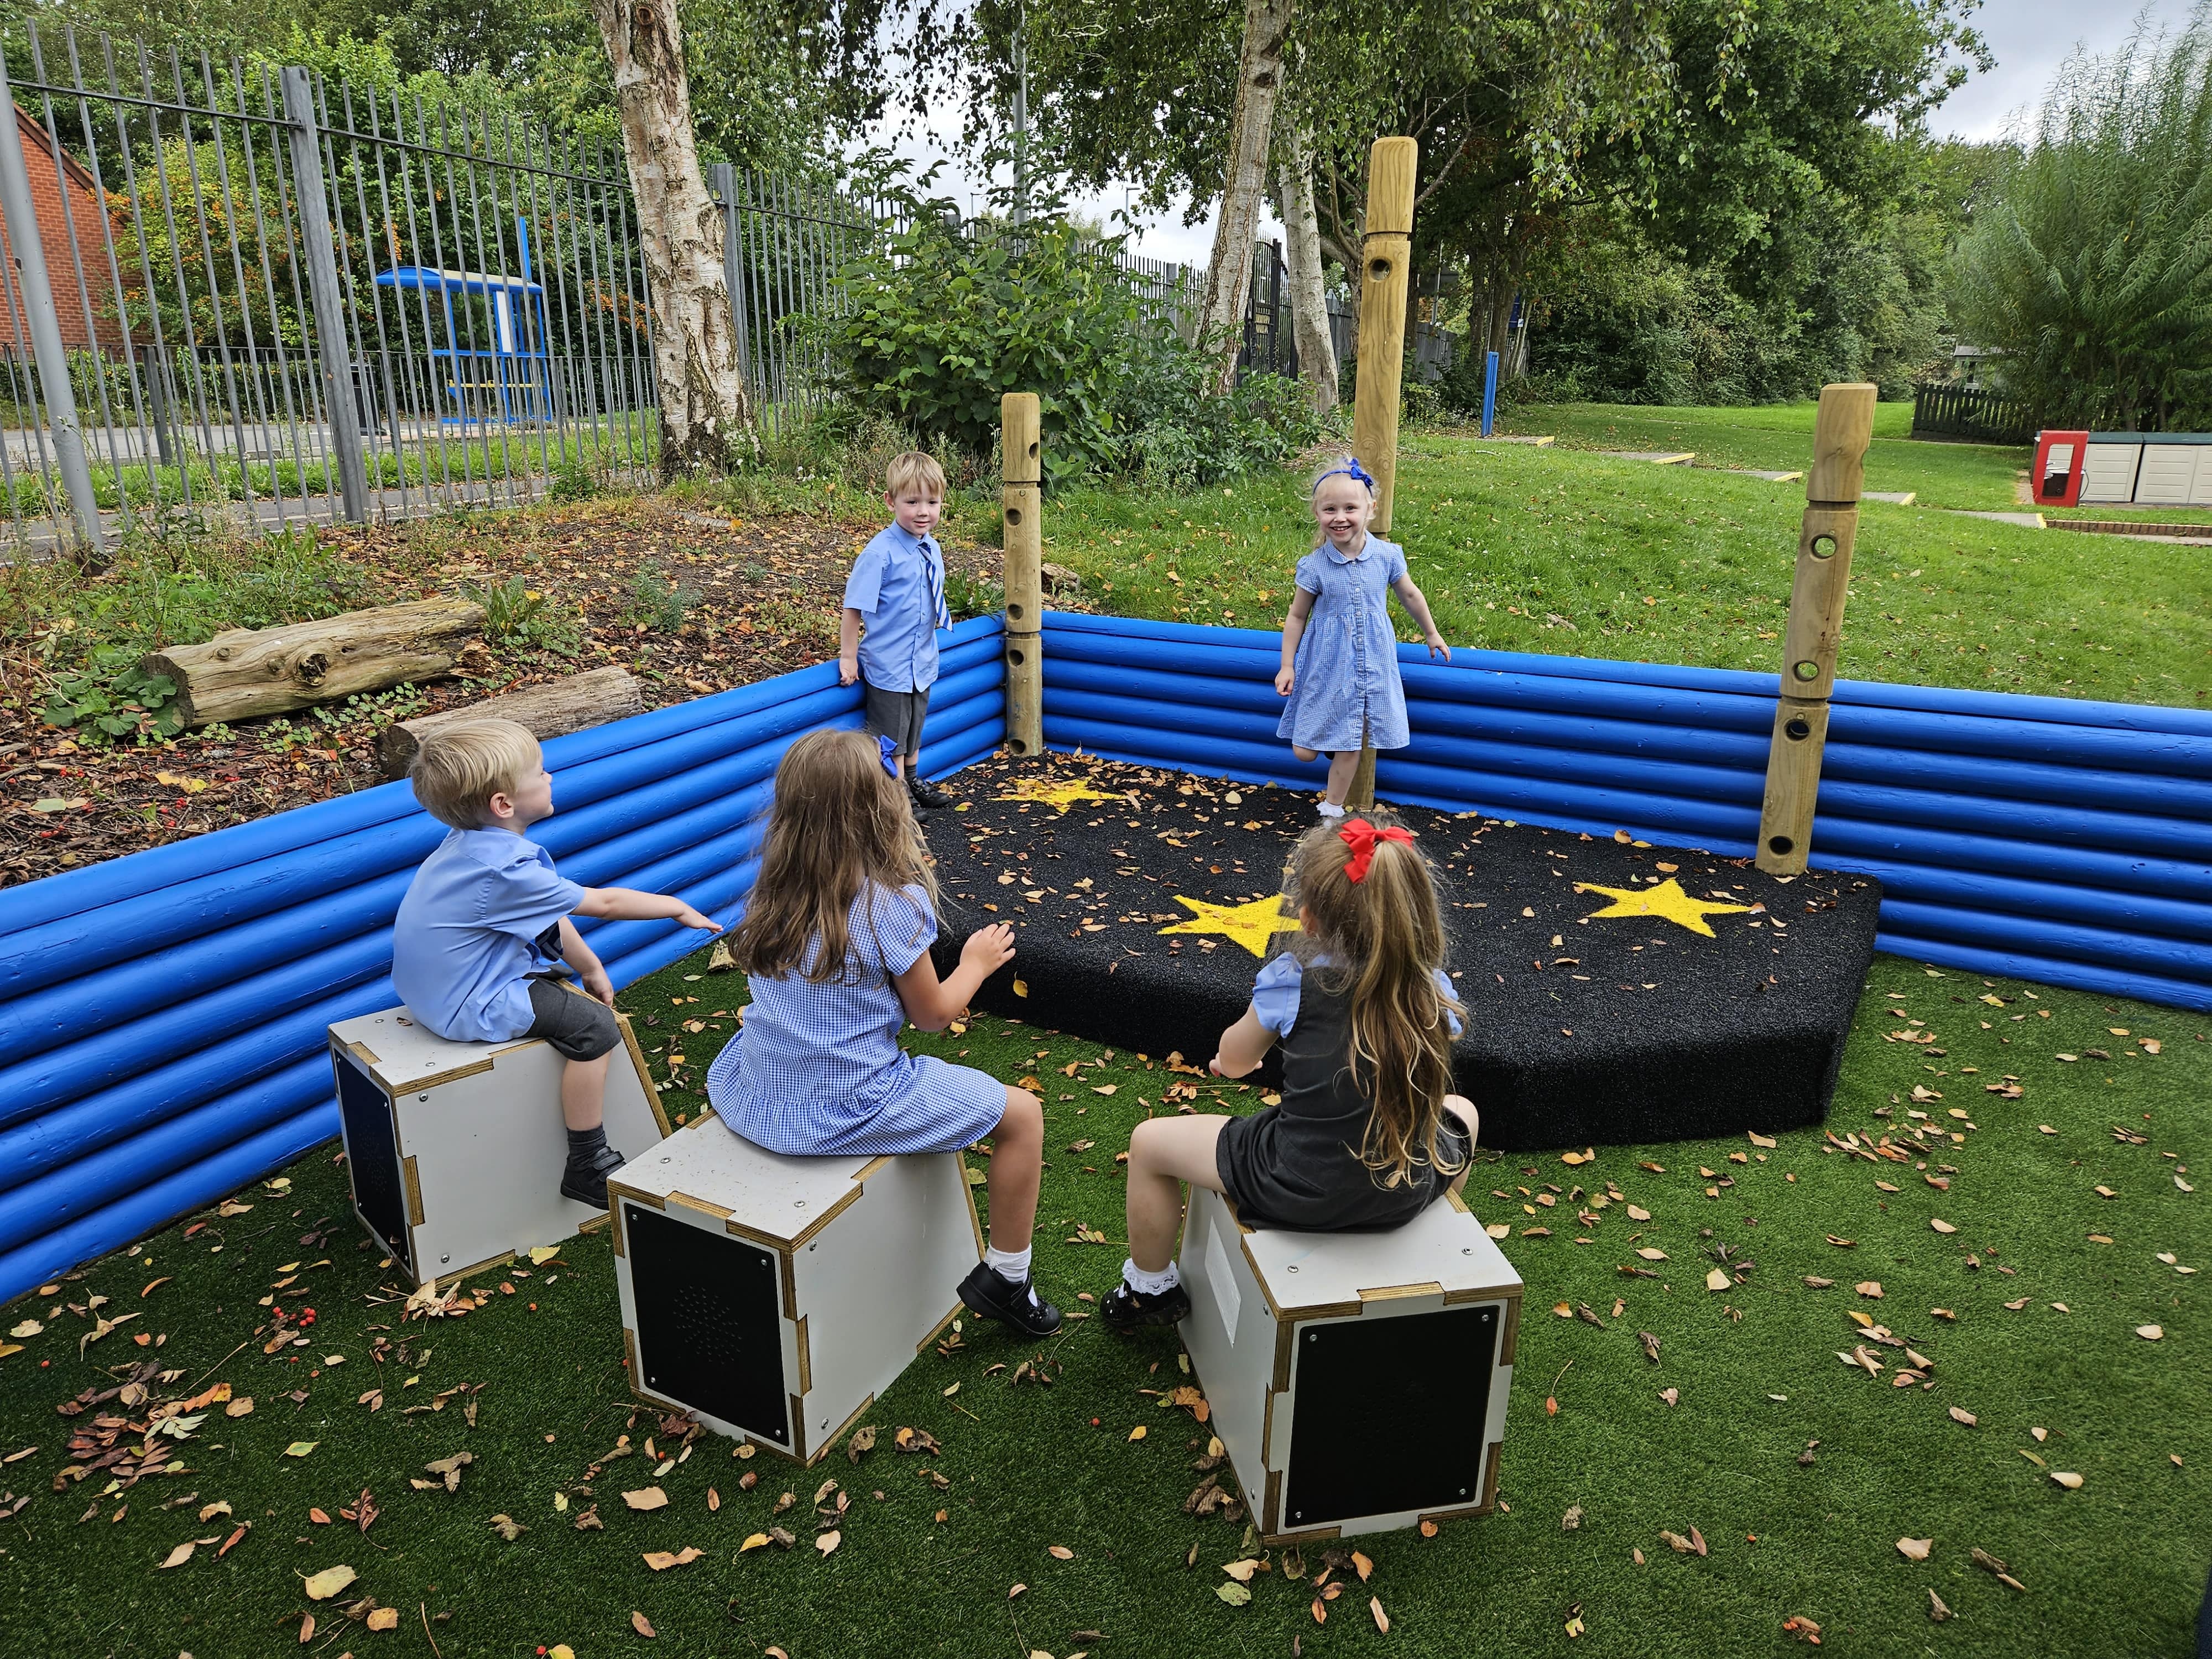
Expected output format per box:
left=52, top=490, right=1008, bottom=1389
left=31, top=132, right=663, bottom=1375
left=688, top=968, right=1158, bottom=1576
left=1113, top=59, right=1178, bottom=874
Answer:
left=1318, top=801, right=1346, bottom=819
left=985, top=1244, right=1031, bottom=1284
left=1123, top=1257, right=1180, bottom=1296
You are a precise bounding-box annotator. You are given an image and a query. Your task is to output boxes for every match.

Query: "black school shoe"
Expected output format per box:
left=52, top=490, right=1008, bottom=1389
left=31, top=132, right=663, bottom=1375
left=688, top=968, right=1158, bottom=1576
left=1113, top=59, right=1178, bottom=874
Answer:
left=908, top=775, right=953, bottom=810
left=956, top=1261, right=1063, bottom=1337
left=559, top=1141, right=625, bottom=1208
left=1099, top=1277, right=1193, bottom=1332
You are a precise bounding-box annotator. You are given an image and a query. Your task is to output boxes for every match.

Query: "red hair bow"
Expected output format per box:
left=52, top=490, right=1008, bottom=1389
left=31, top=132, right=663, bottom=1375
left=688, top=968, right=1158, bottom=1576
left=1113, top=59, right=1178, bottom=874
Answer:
left=1338, top=818, right=1413, bottom=883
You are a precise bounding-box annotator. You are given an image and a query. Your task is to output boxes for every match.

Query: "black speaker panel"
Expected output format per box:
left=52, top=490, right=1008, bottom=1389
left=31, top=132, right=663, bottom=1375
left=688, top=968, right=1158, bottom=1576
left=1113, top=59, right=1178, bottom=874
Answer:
left=334, top=1055, right=411, bottom=1274
left=1282, top=1303, right=1499, bottom=1529
left=624, top=1202, right=790, bottom=1447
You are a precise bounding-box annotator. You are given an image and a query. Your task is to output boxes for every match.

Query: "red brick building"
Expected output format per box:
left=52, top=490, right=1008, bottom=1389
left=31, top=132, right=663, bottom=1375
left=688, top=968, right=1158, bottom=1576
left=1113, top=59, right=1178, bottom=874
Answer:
left=0, top=102, right=123, bottom=350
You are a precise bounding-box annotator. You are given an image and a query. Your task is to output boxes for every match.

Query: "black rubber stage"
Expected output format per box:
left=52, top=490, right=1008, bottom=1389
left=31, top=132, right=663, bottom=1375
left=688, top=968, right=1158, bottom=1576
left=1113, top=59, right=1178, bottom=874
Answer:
left=927, top=757, right=1882, bottom=1152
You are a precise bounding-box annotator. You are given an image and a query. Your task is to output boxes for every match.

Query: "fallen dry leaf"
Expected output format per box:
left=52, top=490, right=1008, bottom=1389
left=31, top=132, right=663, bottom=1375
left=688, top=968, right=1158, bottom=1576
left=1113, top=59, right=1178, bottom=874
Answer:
left=2136, top=1324, right=2165, bottom=1341
left=301, top=1564, right=357, bottom=1601
left=632, top=1611, right=656, bottom=1637
left=365, top=1608, right=399, bottom=1632
left=1929, top=1588, right=1953, bottom=1621
left=1855, top=1282, right=1884, bottom=1299
left=816, top=1530, right=841, bottom=1556
left=1948, top=1407, right=1978, bottom=1427
left=1930, top=1219, right=1958, bottom=1234
left=2050, top=1470, right=2084, bottom=1490
left=623, top=1486, right=669, bottom=1511
left=159, top=1541, right=195, bottom=1568
left=642, top=1547, right=703, bottom=1571
left=1704, top=1267, right=1731, bottom=1292
left=1897, top=1537, right=1933, bottom=1561
left=1371, top=1596, right=1389, bottom=1633
left=1048, top=1545, right=1075, bottom=1560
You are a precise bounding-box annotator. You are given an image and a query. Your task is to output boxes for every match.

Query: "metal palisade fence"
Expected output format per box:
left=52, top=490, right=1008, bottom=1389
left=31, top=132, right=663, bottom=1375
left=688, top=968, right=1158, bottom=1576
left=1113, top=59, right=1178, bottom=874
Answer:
left=0, top=21, right=1345, bottom=552
left=0, top=25, right=658, bottom=552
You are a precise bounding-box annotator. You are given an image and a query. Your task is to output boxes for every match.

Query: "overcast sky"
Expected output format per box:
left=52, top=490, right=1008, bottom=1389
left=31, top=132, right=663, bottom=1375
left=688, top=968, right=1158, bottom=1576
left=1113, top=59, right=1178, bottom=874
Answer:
left=867, top=0, right=2208, bottom=267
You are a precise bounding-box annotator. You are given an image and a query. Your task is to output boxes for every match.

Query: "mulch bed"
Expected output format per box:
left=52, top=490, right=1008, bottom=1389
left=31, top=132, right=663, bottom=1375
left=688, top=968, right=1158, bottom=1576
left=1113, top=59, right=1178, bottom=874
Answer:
left=0, top=498, right=1019, bottom=889
left=928, top=754, right=1884, bottom=1149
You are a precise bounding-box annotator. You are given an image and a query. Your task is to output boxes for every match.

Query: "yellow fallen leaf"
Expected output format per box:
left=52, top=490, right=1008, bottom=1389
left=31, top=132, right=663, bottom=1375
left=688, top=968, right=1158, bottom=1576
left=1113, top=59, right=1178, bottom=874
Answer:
left=1929, top=1219, right=1958, bottom=1234
left=643, top=1547, right=704, bottom=1570
left=740, top=1532, right=771, bottom=1552
left=1372, top=1596, right=1389, bottom=1633
left=1705, top=1267, right=1731, bottom=1291
left=365, top=1608, right=399, bottom=1632
left=283, top=1441, right=316, bottom=1458
left=528, top=1245, right=561, bottom=1265
left=1048, top=1545, right=1075, bottom=1560
left=1897, top=1538, right=1932, bottom=1561
left=2050, top=1471, right=2083, bottom=1490
left=2136, top=1324, right=2165, bottom=1341
left=301, top=1564, right=357, bottom=1600
left=622, top=1486, right=669, bottom=1511
left=1222, top=1558, right=1261, bottom=1582
left=1128, top=1426, right=1146, bottom=1441
left=1013, top=980, right=1029, bottom=998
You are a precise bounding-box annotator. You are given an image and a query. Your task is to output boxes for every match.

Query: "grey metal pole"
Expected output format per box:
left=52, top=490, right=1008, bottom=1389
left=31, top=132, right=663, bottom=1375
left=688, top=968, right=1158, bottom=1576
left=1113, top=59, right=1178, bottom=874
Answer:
left=0, top=58, right=101, bottom=551
left=280, top=65, right=368, bottom=523
left=709, top=161, right=750, bottom=403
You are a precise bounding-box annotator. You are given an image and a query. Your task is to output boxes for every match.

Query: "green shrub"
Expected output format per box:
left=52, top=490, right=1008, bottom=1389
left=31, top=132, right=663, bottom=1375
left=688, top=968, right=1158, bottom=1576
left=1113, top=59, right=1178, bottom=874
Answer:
left=830, top=205, right=1322, bottom=487
left=459, top=573, right=582, bottom=658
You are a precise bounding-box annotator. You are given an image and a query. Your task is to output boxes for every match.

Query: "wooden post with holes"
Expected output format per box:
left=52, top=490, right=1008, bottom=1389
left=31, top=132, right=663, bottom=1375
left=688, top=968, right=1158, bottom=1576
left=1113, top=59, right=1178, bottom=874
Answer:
left=1344, top=137, right=1418, bottom=811
left=1754, top=383, right=1877, bottom=875
left=1001, top=393, right=1044, bottom=758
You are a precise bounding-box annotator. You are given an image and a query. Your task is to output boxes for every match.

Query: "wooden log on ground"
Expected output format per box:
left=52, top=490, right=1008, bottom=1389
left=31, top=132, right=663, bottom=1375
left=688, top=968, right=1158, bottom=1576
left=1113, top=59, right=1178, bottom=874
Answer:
left=145, top=598, right=486, bottom=729
left=379, top=666, right=646, bottom=777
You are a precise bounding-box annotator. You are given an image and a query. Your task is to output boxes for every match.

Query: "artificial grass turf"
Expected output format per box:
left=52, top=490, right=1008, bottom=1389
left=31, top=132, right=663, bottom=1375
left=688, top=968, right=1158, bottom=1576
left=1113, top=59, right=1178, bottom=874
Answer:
left=1034, top=434, right=2212, bottom=710
left=1, top=951, right=2204, bottom=1657
left=933, top=756, right=1880, bottom=1150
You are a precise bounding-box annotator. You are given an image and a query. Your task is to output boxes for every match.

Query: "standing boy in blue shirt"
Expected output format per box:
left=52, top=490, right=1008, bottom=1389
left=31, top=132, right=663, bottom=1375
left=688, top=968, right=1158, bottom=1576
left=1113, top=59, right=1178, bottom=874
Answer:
left=841, top=451, right=955, bottom=810
left=391, top=719, right=719, bottom=1206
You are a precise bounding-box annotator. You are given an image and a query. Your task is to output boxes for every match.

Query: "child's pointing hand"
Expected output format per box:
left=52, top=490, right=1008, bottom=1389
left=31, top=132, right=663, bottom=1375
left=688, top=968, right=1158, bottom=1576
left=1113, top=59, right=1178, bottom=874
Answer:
left=675, top=904, right=719, bottom=932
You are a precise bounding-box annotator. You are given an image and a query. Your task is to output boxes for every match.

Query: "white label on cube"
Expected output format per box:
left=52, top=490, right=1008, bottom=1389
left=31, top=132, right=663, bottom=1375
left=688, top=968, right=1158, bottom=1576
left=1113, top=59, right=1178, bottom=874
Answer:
left=1205, top=1222, right=1240, bottom=1344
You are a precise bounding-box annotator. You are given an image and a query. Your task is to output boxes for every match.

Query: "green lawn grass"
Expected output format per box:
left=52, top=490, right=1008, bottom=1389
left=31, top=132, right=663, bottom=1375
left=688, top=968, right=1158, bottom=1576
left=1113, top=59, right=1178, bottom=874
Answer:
left=1031, top=435, right=2212, bottom=707
left=3, top=942, right=2204, bottom=1657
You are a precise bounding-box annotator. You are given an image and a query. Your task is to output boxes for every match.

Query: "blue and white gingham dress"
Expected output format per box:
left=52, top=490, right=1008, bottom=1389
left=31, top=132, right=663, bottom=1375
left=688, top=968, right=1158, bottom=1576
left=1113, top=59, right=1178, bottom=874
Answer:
left=1276, top=536, right=1412, bottom=753
left=705, top=881, right=1007, bottom=1156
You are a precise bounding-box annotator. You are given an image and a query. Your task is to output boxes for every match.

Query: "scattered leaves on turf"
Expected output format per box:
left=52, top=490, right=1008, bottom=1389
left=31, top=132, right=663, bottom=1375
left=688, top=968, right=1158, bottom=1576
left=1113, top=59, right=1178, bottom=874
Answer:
left=302, top=1564, right=356, bottom=1600
left=1217, top=1581, right=1252, bottom=1606
left=623, top=1486, right=669, bottom=1511
left=632, top=1611, right=656, bottom=1637
left=1897, top=1537, right=1933, bottom=1561
left=1949, top=1407, right=1978, bottom=1427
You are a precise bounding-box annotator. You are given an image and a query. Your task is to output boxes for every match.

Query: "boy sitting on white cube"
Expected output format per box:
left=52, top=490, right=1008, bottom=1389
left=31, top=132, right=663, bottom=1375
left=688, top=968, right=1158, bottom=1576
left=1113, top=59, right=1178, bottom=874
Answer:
left=391, top=718, right=719, bottom=1206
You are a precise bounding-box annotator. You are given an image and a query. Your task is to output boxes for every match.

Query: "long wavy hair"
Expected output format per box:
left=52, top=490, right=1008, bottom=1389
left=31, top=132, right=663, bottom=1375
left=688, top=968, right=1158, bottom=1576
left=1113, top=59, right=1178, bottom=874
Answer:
left=725, top=728, right=937, bottom=983
left=1285, top=812, right=1467, bottom=1186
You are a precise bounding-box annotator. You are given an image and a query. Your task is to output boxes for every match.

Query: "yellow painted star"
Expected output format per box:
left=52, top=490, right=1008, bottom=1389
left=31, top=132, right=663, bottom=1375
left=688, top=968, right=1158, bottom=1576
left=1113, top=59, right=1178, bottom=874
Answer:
left=1574, top=878, right=1752, bottom=938
left=1158, top=893, right=1295, bottom=959
left=992, top=775, right=1126, bottom=813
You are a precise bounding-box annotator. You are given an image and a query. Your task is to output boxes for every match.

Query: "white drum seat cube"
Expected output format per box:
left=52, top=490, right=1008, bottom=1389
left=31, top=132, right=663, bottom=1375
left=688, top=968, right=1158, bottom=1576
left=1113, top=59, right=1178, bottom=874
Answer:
left=327, top=995, right=669, bottom=1286
left=1178, top=1185, right=1521, bottom=1544
left=609, top=1115, right=984, bottom=1465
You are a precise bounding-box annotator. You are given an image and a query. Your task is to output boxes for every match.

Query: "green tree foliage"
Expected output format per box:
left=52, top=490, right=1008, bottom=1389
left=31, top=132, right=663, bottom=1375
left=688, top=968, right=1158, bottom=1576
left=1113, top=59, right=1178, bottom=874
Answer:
left=829, top=200, right=1320, bottom=486
left=1951, top=5, right=2212, bottom=431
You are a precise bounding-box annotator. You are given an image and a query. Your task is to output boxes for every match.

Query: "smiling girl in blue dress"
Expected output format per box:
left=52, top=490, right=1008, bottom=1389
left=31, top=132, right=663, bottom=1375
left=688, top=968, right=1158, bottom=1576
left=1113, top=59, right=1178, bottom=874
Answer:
left=1275, top=455, right=1450, bottom=816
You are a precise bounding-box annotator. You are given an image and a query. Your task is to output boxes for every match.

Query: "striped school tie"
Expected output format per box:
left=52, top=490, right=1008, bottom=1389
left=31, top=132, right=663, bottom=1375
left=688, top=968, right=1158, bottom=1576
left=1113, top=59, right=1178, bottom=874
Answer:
left=926, top=539, right=952, bottom=631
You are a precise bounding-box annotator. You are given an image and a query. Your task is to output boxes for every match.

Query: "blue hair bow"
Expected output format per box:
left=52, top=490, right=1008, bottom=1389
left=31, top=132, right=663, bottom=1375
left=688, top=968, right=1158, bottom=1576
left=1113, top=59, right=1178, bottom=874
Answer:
left=877, top=734, right=901, bottom=778
left=1314, top=457, right=1377, bottom=494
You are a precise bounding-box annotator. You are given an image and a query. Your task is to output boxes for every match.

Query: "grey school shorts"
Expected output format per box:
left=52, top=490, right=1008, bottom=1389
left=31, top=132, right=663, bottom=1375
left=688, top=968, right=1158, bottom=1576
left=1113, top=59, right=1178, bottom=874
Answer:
left=525, top=977, right=623, bottom=1062
left=863, top=681, right=931, bottom=757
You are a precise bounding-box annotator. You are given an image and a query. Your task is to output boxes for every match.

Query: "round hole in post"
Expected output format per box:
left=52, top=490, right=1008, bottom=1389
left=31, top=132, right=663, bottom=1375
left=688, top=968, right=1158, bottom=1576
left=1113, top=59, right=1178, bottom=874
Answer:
left=1784, top=717, right=1812, bottom=741
left=1009, top=736, right=1030, bottom=755
left=1005, top=506, right=1023, bottom=527
left=1026, top=441, right=1039, bottom=460
left=1811, top=533, right=1837, bottom=559
left=1767, top=834, right=1794, bottom=857
left=1007, top=601, right=1026, bottom=624
left=1006, top=644, right=1026, bottom=667
left=1791, top=660, right=1820, bottom=682
left=1368, top=257, right=1391, bottom=282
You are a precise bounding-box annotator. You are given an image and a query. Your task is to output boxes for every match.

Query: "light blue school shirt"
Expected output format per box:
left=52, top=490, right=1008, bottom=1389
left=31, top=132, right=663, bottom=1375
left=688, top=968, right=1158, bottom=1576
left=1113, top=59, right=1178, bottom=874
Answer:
left=391, top=827, right=584, bottom=1044
left=1275, top=535, right=1413, bottom=752
left=1251, top=951, right=1464, bottom=1039
left=843, top=522, right=951, bottom=692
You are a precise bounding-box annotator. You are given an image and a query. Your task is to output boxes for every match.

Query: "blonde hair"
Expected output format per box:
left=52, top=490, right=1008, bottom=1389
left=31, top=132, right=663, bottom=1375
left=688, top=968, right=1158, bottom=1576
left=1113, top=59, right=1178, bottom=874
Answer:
left=885, top=451, right=946, bottom=500
left=409, top=718, right=541, bottom=831
left=726, top=728, right=938, bottom=983
left=1309, top=453, right=1377, bottom=497
left=1286, top=812, right=1466, bottom=1186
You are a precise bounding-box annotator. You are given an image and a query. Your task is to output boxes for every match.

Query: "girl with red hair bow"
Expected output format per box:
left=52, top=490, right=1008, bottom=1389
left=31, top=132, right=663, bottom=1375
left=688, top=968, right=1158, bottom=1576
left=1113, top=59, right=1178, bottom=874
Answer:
left=1102, top=813, right=1475, bottom=1331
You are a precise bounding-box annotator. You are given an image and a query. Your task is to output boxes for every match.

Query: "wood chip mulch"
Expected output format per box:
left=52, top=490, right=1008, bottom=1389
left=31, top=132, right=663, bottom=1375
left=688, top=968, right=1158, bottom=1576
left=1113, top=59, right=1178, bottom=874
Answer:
left=1, top=496, right=1039, bottom=890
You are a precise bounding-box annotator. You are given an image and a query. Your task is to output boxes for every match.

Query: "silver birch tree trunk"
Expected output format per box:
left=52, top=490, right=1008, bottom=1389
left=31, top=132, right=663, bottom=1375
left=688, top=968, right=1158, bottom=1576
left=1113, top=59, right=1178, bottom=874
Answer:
left=1196, top=0, right=1293, bottom=396
left=588, top=0, right=750, bottom=478
left=1276, top=124, right=1338, bottom=414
